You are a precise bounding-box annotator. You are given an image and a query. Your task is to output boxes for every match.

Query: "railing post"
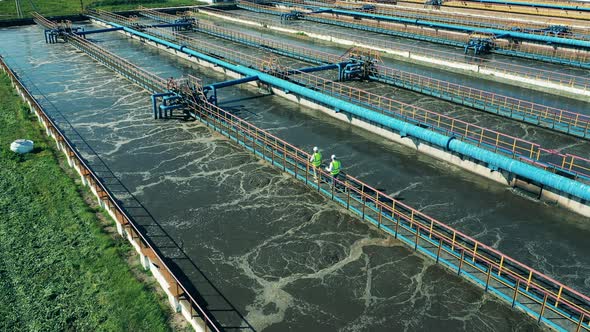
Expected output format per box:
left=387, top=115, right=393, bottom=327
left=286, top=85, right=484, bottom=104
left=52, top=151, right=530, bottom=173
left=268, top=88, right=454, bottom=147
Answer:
left=538, top=293, right=549, bottom=324
left=346, top=186, right=351, bottom=210
left=554, top=286, right=563, bottom=307
left=294, top=153, right=298, bottom=178
left=271, top=137, right=275, bottom=165
left=282, top=142, right=287, bottom=171
left=575, top=313, right=585, bottom=332
left=526, top=270, right=533, bottom=291
left=498, top=256, right=504, bottom=276
left=378, top=204, right=382, bottom=229
left=362, top=196, right=366, bottom=219
left=485, top=263, right=492, bottom=292
left=436, top=238, right=443, bottom=263
left=458, top=248, right=465, bottom=276
left=511, top=279, right=520, bottom=308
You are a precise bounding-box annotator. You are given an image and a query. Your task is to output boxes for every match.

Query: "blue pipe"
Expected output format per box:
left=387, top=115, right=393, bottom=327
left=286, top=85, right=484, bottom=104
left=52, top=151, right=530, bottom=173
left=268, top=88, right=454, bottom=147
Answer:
left=322, top=7, right=590, bottom=48
left=448, top=140, right=590, bottom=198
left=150, top=23, right=192, bottom=28
left=75, top=27, right=123, bottom=35
left=281, top=63, right=343, bottom=76
left=204, top=75, right=259, bottom=90
left=294, top=63, right=341, bottom=73
left=159, top=103, right=183, bottom=118
left=159, top=104, right=183, bottom=110
left=203, top=76, right=259, bottom=105
left=266, top=2, right=590, bottom=48
left=152, top=92, right=173, bottom=119
left=110, top=22, right=590, bottom=201
left=468, top=0, right=590, bottom=12
left=163, top=95, right=181, bottom=102
left=310, top=9, right=333, bottom=14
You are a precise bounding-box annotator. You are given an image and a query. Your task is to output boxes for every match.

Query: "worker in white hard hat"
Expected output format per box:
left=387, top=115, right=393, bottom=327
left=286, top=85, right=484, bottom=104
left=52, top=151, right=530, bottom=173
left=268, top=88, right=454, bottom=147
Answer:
left=325, top=154, right=342, bottom=187
left=309, top=146, right=322, bottom=181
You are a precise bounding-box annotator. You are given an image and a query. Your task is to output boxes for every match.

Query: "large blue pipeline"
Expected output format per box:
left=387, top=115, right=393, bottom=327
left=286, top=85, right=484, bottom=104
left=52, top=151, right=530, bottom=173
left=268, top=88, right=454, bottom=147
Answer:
left=204, top=75, right=259, bottom=90
left=108, top=22, right=590, bottom=202
left=273, top=3, right=590, bottom=49
left=467, top=0, right=590, bottom=12
left=75, top=23, right=190, bottom=36
left=75, top=27, right=123, bottom=35
left=325, top=8, right=590, bottom=48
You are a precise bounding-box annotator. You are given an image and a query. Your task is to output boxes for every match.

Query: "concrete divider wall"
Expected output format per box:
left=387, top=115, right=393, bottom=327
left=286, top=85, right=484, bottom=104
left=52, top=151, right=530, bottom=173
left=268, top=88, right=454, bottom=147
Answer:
left=0, top=61, right=209, bottom=332
left=93, top=18, right=590, bottom=217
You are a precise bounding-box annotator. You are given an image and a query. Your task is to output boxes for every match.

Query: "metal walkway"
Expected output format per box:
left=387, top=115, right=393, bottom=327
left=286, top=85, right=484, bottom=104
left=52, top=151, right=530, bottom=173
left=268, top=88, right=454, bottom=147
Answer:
left=235, top=1, right=590, bottom=68
left=28, top=14, right=590, bottom=331
left=149, top=8, right=590, bottom=140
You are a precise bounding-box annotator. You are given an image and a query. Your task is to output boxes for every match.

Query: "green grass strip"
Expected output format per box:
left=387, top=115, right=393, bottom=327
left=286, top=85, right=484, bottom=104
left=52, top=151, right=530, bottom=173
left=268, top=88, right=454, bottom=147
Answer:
left=0, top=72, right=175, bottom=331
left=0, top=0, right=206, bottom=19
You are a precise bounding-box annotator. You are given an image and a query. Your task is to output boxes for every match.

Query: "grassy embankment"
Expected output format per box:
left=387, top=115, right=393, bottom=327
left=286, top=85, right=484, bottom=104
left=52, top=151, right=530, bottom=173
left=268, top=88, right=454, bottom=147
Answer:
left=0, top=0, right=206, bottom=19
left=0, top=72, right=181, bottom=330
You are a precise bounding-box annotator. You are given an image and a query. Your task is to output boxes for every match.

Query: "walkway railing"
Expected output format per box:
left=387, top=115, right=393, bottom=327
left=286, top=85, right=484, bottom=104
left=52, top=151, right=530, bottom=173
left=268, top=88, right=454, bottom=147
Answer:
left=89, top=11, right=590, bottom=182
left=169, top=11, right=590, bottom=139
left=25, top=16, right=590, bottom=332
left=197, top=7, right=590, bottom=92
left=32, top=12, right=58, bottom=29
left=372, top=64, right=590, bottom=139
left=88, top=9, right=139, bottom=27
left=137, top=6, right=184, bottom=23
left=68, top=35, right=167, bottom=93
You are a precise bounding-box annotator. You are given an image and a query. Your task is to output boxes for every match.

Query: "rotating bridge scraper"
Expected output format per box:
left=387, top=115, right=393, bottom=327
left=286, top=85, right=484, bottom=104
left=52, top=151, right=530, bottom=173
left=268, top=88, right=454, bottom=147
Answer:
left=338, top=47, right=381, bottom=80
left=465, top=33, right=497, bottom=55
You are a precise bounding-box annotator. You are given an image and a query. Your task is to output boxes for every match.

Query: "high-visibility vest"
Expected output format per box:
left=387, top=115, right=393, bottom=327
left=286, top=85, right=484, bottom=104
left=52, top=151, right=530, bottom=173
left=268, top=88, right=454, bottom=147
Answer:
left=331, top=160, right=341, bottom=175
left=312, top=152, right=322, bottom=167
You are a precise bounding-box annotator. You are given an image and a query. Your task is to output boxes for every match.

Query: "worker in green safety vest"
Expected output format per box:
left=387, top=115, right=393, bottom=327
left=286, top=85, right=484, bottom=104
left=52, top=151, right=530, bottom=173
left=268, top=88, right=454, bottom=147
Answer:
left=325, top=154, right=342, bottom=187
left=309, top=146, right=322, bottom=181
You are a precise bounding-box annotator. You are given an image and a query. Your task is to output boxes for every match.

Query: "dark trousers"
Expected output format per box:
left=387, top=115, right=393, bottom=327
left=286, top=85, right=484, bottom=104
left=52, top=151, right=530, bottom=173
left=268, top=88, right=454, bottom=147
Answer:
left=329, top=172, right=344, bottom=190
